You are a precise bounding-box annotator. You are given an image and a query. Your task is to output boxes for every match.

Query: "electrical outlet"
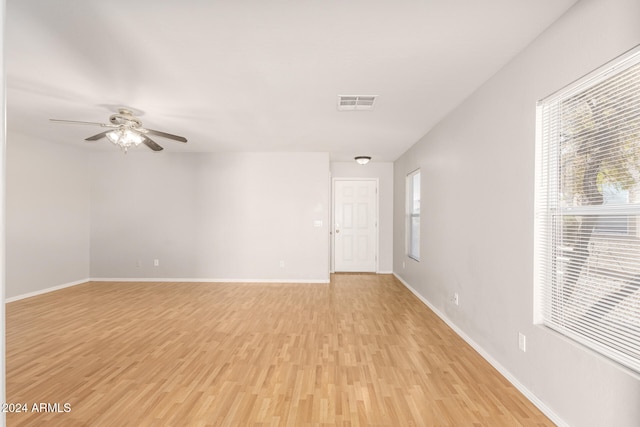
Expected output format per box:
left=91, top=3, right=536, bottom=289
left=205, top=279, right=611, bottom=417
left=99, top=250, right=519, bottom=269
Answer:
left=154, top=259, right=159, bottom=267
left=136, top=259, right=141, bottom=268
left=519, top=332, right=527, bottom=352
left=402, top=261, right=406, bottom=269
left=453, top=292, right=459, bottom=306
left=279, top=260, right=285, bottom=268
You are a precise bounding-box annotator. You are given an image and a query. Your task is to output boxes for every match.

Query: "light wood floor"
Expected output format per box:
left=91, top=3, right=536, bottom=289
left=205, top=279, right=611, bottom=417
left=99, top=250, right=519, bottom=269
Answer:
left=6, top=274, right=553, bottom=426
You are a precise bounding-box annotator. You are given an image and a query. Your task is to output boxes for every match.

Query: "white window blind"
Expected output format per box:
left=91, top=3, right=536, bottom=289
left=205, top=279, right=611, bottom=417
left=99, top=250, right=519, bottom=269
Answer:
left=407, top=169, right=421, bottom=261
left=535, top=46, right=640, bottom=373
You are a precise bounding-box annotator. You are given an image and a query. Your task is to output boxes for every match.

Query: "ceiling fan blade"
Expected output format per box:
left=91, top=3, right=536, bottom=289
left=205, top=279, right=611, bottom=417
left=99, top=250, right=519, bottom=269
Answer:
left=144, top=128, right=187, bottom=143
left=85, top=131, right=110, bottom=141
left=50, top=119, right=114, bottom=127
left=142, top=135, right=164, bottom=151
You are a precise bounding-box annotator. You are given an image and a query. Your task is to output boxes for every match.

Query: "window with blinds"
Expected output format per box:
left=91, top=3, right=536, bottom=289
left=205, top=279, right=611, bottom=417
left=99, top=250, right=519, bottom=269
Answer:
left=407, top=169, right=421, bottom=261
left=535, top=46, right=640, bottom=373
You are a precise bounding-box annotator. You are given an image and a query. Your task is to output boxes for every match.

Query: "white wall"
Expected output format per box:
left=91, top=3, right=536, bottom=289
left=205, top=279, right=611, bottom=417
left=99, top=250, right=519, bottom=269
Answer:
left=330, top=161, right=393, bottom=273
left=393, top=0, right=640, bottom=426
left=90, top=151, right=330, bottom=282
left=6, top=134, right=90, bottom=299
left=1, top=1, right=6, bottom=422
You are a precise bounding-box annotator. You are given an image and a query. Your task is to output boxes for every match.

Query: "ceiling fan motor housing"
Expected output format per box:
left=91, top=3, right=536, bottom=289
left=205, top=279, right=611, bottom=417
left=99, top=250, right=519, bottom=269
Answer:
left=109, top=109, right=142, bottom=128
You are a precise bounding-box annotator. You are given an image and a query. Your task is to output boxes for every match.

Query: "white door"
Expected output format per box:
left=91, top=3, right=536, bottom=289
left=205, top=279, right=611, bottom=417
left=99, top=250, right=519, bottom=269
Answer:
left=333, top=179, right=377, bottom=272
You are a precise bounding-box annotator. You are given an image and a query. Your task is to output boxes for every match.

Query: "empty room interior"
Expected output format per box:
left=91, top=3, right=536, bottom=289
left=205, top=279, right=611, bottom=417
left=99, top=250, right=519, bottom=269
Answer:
left=2, top=0, right=640, bottom=426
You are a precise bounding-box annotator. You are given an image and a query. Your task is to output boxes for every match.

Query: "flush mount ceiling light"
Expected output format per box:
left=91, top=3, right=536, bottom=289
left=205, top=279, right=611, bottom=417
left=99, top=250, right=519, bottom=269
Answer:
left=355, top=156, right=371, bottom=165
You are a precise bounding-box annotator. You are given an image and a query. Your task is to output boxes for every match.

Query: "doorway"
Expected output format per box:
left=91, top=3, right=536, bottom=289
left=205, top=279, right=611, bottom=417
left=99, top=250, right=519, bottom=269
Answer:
left=333, top=179, right=378, bottom=272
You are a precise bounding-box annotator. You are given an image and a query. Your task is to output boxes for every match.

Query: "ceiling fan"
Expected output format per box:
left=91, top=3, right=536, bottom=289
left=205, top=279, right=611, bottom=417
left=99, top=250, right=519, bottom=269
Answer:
left=50, top=108, right=187, bottom=152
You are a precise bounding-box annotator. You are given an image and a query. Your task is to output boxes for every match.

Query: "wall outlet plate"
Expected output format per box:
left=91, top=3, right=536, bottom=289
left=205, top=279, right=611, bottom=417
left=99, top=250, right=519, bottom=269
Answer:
left=519, top=332, right=527, bottom=352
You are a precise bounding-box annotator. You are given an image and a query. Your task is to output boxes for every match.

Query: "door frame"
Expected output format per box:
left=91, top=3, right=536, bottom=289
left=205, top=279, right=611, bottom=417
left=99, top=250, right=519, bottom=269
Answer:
left=331, top=178, right=379, bottom=273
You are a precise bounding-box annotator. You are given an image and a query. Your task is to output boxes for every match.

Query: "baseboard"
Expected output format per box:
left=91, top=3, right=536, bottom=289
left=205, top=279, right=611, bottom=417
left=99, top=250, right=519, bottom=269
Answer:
left=5, top=278, right=90, bottom=303
left=392, top=272, right=568, bottom=427
left=89, top=277, right=330, bottom=284
left=6, top=277, right=330, bottom=303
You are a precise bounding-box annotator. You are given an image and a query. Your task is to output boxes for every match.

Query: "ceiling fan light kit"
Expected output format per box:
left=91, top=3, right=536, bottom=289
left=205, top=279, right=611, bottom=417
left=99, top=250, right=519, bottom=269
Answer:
left=105, top=128, right=144, bottom=152
left=50, top=108, right=187, bottom=153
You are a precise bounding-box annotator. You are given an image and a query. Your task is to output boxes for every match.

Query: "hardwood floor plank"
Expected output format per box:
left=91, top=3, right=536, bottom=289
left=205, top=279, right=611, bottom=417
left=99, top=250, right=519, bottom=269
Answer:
left=6, top=274, right=553, bottom=426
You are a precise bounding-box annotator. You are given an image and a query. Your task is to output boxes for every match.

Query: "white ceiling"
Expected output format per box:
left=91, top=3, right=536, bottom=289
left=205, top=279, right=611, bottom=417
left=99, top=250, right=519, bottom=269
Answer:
left=6, top=0, right=577, bottom=161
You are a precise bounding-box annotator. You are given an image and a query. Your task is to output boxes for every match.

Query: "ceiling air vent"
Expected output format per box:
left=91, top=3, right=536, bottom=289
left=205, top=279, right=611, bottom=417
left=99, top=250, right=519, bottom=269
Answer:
left=337, top=95, right=377, bottom=111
